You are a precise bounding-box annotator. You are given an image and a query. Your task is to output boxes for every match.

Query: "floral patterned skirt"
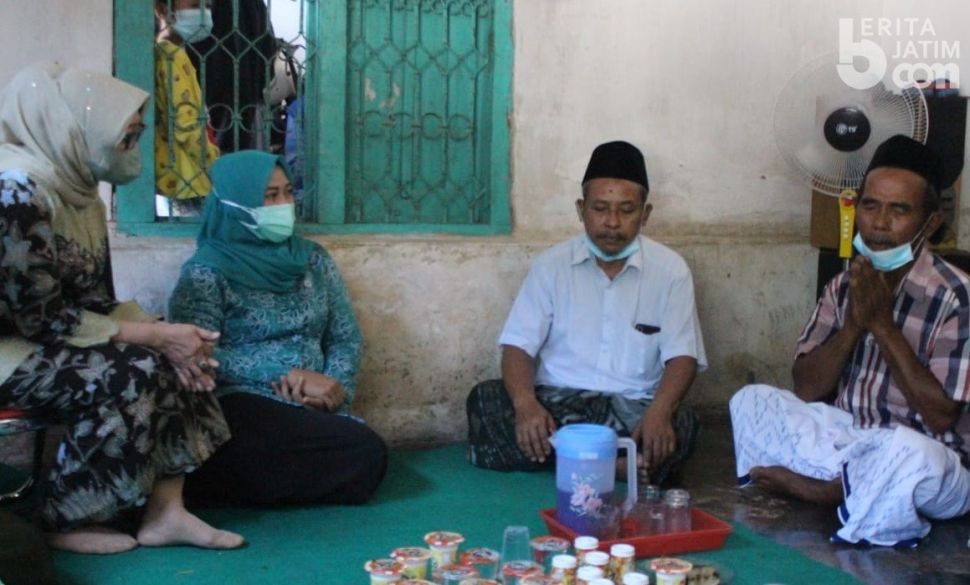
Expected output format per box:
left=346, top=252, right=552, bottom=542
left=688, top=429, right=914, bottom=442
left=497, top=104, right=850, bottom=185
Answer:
left=0, top=341, right=230, bottom=531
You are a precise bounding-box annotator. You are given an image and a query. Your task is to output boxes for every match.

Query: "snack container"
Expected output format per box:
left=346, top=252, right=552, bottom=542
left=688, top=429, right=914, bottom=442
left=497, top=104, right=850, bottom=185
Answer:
left=365, top=558, right=405, bottom=584
left=621, top=572, right=649, bottom=585
left=583, top=550, right=610, bottom=571
left=424, top=531, right=466, bottom=569
left=521, top=577, right=565, bottom=585
left=501, top=560, right=545, bottom=585
left=550, top=554, right=578, bottom=585
left=573, top=536, right=599, bottom=565
left=530, top=535, right=571, bottom=570
left=608, top=543, right=635, bottom=581
left=459, top=547, right=501, bottom=579
left=650, top=558, right=693, bottom=585
left=576, top=565, right=605, bottom=585
left=433, top=563, right=480, bottom=585
left=391, top=547, right=433, bottom=580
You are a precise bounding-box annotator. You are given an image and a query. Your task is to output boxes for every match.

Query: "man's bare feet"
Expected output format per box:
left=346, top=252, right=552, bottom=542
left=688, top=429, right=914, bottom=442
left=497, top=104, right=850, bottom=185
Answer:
left=137, top=505, right=245, bottom=549
left=47, top=525, right=138, bottom=554
left=749, top=466, right=843, bottom=506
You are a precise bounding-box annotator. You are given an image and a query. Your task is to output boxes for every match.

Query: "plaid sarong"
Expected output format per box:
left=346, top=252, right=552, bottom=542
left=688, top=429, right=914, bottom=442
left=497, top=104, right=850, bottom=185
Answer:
left=466, top=379, right=698, bottom=485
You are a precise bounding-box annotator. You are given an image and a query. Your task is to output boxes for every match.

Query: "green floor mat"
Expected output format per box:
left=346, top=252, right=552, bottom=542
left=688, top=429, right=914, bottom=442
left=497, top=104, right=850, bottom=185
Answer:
left=49, top=445, right=859, bottom=584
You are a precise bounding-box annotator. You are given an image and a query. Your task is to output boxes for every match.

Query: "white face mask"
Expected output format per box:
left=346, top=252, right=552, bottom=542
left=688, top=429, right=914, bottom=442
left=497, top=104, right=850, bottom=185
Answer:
left=90, top=144, right=142, bottom=185
left=172, top=8, right=213, bottom=43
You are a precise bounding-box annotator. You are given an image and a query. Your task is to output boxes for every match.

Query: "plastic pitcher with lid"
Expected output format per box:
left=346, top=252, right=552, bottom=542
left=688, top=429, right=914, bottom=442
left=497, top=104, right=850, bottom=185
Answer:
left=550, top=424, right=637, bottom=536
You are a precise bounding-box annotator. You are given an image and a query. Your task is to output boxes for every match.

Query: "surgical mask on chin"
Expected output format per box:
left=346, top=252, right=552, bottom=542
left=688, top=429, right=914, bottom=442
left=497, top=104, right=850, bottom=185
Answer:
left=173, top=8, right=213, bottom=43
left=220, top=199, right=296, bottom=243
left=90, top=144, right=142, bottom=185
left=852, top=221, right=929, bottom=272
left=583, top=234, right=640, bottom=262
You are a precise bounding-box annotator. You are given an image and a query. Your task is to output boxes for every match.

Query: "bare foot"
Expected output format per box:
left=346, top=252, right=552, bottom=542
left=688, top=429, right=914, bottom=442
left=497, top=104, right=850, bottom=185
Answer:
left=137, top=506, right=245, bottom=549
left=750, top=466, right=843, bottom=506
left=47, top=525, right=138, bottom=554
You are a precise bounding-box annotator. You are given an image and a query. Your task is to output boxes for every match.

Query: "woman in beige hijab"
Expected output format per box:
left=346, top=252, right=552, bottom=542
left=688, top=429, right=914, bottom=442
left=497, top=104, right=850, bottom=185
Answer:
left=0, top=63, right=243, bottom=554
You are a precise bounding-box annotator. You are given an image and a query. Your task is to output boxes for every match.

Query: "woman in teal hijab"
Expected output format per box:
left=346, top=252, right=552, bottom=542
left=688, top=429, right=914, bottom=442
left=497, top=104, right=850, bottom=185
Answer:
left=170, top=151, right=387, bottom=506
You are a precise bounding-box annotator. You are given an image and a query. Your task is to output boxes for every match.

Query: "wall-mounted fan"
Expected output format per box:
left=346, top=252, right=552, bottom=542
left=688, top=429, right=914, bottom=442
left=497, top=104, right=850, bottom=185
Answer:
left=773, top=53, right=929, bottom=256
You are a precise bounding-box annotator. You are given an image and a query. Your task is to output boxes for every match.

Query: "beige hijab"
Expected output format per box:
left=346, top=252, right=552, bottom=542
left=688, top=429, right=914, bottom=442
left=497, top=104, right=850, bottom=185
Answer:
left=0, top=62, right=149, bottom=255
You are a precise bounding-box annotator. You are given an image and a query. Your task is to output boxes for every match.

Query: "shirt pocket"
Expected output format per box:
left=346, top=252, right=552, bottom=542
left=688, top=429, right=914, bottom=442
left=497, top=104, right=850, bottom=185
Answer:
left=618, top=323, right=661, bottom=378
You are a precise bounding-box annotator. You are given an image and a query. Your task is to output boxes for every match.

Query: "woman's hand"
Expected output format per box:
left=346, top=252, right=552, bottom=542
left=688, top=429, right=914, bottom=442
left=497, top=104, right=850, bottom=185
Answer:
left=272, top=368, right=345, bottom=412
left=153, top=323, right=220, bottom=392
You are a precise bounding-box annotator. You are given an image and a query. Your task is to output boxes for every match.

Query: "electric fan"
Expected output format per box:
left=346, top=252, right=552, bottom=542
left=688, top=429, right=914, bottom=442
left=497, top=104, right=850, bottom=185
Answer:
left=774, top=53, right=929, bottom=258
left=774, top=52, right=929, bottom=198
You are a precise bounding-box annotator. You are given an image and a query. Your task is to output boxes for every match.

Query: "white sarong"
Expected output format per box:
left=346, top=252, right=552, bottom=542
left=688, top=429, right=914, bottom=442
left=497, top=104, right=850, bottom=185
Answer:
left=730, top=384, right=970, bottom=546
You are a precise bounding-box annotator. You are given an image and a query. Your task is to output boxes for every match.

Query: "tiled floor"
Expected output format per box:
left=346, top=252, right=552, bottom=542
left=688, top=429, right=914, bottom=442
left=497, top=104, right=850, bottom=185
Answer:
left=682, top=407, right=970, bottom=585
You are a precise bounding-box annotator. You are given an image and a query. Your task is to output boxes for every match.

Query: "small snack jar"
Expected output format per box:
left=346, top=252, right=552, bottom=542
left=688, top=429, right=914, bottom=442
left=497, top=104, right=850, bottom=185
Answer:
left=573, top=536, right=599, bottom=565
left=550, top=554, right=577, bottom=585
left=582, top=550, right=610, bottom=574
left=608, top=543, right=635, bottom=581
left=433, top=563, right=480, bottom=585
left=650, top=558, right=693, bottom=585
left=530, top=535, right=571, bottom=571
left=364, top=558, right=405, bottom=584
left=424, top=531, right=466, bottom=569
left=459, top=547, right=501, bottom=579
left=500, top=560, right=544, bottom=585
left=391, top=547, right=433, bottom=580
left=621, top=573, right=649, bottom=585
left=576, top=565, right=605, bottom=585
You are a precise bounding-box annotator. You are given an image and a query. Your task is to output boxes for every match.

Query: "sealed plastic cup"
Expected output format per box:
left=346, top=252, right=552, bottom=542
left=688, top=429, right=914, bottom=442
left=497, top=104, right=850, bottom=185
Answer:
left=459, top=547, right=501, bottom=579
left=529, top=535, right=571, bottom=571
left=391, top=547, right=433, bottom=580
left=432, top=563, right=480, bottom=585
left=650, top=558, right=693, bottom=585
left=424, top=531, right=465, bottom=569
left=364, top=559, right=405, bottom=584
left=500, top=560, right=544, bottom=585
left=520, top=577, right=563, bottom=585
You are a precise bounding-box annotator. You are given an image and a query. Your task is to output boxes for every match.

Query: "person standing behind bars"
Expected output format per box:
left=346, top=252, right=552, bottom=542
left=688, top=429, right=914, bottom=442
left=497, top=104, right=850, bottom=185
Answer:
left=154, top=0, right=220, bottom=211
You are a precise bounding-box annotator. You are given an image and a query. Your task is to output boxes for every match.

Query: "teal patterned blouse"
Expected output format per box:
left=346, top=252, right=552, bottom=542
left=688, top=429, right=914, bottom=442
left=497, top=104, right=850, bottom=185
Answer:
left=169, top=243, right=362, bottom=412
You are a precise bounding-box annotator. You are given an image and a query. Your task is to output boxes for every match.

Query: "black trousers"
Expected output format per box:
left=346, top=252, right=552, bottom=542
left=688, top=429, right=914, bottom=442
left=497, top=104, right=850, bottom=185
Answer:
left=185, top=392, right=388, bottom=506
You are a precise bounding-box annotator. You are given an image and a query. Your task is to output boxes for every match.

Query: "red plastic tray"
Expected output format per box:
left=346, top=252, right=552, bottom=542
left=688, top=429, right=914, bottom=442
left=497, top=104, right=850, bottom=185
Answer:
left=539, top=507, right=732, bottom=558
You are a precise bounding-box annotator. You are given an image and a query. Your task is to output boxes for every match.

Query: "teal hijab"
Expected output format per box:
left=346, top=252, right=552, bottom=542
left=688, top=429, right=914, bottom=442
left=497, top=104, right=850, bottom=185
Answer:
left=188, top=150, right=313, bottom=292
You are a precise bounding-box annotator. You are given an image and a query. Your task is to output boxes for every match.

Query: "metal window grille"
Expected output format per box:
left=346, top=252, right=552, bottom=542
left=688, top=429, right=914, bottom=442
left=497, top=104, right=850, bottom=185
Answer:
left=154, top=0, right=313, bottom=219
left=345, top=0, right=497, bottom=225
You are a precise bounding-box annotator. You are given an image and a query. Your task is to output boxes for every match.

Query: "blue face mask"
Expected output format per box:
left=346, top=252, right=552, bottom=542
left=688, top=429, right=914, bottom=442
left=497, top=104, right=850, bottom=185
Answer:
left=852, top=221, right=929, bottom=272
left=583, top=234, right=640, bottom=262
left=172, top=8, right=213, bottom=43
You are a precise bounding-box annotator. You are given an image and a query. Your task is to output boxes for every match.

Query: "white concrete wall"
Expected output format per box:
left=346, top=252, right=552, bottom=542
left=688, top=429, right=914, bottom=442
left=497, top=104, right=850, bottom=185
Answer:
left=4, top=1, right=970, bottom=446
